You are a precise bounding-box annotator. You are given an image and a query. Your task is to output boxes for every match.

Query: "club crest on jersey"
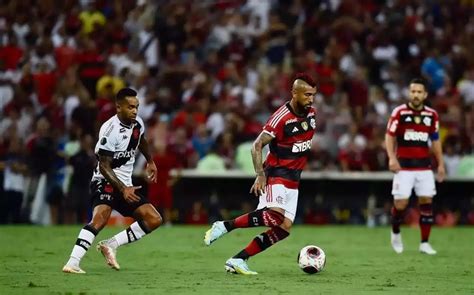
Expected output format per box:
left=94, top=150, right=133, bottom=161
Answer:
left=414, top=116, right=421, bottom=124
left=310, top=118, right=316, bottom=129
left=423, top=117, right=431, bottom=126
left=301, top=121, right=308, bottom=131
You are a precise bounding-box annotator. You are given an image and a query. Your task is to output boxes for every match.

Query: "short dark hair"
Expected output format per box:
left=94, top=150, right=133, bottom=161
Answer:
left=116, top=88, right=137, bottom=102
left=409, top=78, right=427, bottom=90
left=293, top=72, right=316, bottom=87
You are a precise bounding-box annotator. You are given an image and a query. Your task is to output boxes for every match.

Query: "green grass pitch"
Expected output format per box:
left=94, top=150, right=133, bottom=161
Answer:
left=0, top=225, right=472, bottom=294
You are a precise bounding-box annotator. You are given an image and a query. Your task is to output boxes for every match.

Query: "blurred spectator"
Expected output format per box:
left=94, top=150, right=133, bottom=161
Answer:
left=196, top=145, right=226, bottom=172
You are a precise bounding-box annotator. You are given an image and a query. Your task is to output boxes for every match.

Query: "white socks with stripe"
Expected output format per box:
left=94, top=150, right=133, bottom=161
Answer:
left=67, top=225, right=98, bottom=267
left=107, top=221, right=150, bottom=249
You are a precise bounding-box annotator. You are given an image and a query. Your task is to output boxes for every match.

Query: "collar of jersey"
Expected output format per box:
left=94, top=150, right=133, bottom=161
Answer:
left=406, top=103, right=425, bottom=112
left=115, top=116, right=134, bottom=129
left=286, top=102, right=307, bottom=118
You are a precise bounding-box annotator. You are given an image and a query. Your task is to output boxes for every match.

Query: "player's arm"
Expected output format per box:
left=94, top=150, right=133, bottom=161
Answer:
left=430, top=118, right=445, bottom=182
left=138, top=136, right=157, bottom=183
left=98, top=154, right=140, bottom=203
left=385, top=133, right=401, bottom=173
left=250, top=131, right=273, bottom=196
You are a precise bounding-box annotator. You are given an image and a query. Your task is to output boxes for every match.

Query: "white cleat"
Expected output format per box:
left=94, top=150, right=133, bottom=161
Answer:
left=225, top=258, right=258, bottom=275
left=204, top=221, right=227, bottom=246
left=391, top=232, right=404, bottom=254
left=97, top=240, right=120, bottom=270
left=62, top=264, right=86, bottom=274
left=419, top=242, right=437, bottom=255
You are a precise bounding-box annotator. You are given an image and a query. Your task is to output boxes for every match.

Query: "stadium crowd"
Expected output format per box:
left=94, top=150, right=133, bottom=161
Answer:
left=0, top=0, right=473, bottom=225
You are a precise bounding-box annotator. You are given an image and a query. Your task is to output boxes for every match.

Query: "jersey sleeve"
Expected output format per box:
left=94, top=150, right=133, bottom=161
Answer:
left=386, top=108, right=400, bottom=136
left=263, top=110, right=285, bottom=139
left=96, top=122, right=117, bottom=157
left=430, top=111, right=440, bottom=141
left=136, top=116, right=145, bottom=136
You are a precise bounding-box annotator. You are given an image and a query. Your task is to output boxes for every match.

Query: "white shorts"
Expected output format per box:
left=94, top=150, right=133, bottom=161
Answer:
left=392, top=170, right=436, bottom=200
left=256, top=184, right=298, bottom=222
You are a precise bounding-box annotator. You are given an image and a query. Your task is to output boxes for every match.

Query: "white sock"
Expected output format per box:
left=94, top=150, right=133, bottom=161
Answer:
left=109, top=221, right=149, bottom=249
left=67, top=225, right=97, bottom=266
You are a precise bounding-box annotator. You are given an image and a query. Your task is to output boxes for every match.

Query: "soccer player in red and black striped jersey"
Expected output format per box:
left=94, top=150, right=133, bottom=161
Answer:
left=385, top=78, right=445, bottom=255
left=204, top=73, right=317, bottom=274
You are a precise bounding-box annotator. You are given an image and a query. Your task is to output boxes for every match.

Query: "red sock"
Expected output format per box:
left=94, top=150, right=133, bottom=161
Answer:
left=419, top=203, right=433, bottom=242
left=391, top=207, right=405, bottom=234
left=225, top=209, right=284, bottom=231
left=234, top=227, right=290, bottom=260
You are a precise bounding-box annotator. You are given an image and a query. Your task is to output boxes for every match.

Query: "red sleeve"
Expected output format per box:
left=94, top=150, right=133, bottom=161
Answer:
left=386, top=108, right=400, bottom=136
left=263, top=111, right=285, bottom=140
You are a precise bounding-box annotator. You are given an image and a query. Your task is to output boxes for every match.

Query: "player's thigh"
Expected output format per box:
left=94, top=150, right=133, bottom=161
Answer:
left=392, top=171, right=416, bottom=200
left=257, top=184, right=298, bottom=223
left=414, top=170, right=436, bottom=197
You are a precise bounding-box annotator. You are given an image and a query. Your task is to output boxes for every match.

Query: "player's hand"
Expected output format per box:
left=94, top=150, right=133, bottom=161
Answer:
left=388, top=158, right=401, bottom=173
left=145, top=161, right=157, bottom=183
left=436, top=165, right=446, bottom=182
left=250, top=175, right=266, bottom=197
left=122, top=186, right=142, bottom=203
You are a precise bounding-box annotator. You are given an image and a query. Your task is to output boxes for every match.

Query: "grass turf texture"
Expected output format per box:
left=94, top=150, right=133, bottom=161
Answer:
left=0, top=226, right=472, bottom=294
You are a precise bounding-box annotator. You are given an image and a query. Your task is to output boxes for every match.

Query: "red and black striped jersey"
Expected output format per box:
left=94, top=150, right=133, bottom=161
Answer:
left=262, top=102, right=317, bottom=189
left=386, top=103, right=439, bottom=170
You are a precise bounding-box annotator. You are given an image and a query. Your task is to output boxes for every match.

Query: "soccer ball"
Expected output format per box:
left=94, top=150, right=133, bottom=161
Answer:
left=297, top=245, right=326, bottom=274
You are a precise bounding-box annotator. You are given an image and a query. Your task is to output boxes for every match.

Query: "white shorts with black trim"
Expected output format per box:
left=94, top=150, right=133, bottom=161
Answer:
left=256, top=184, right=298, bottom=222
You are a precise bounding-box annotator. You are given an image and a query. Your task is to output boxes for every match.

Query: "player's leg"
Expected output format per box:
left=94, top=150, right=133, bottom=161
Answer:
left=204, top=184, right=286, bottom=245
left=63, top=204, right=112, bottom=273
left=225, top=185, right=296, bottom=275
left=97, top=203, right=162, bottom=270
left=415, top=170, right=437, bottom=254
left=391, top=171, right=414, bottom=254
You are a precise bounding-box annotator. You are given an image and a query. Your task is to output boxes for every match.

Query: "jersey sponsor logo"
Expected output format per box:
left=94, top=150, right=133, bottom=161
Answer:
left=292, top=140, right=312, bottom=153
left=423, top=117, right=431, bottom=126
left=404, top=130, right=429, bottom=142
left=285, top=118, right=298, bottom=124
left=114, top=150, right=136, bottom=159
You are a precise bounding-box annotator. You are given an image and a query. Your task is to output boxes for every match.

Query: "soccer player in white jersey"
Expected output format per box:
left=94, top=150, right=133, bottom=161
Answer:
left=63, top=88, right=162, bottom=274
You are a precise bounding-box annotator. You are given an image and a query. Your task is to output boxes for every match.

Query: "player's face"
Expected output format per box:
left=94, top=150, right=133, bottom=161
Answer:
left=117, top=96, right=139, bottom=123
left=408, top=83, right=427, bottom=108
left=294, top=84, right=317, bottom=112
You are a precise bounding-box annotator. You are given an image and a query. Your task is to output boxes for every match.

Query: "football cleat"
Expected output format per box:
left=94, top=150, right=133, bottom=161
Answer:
left=391, top=232, right=403, bottom=254
left=225, top=258, right=258, bottom=275
left=419, top=242, right=437, bottom=255
left=204, top=221, right=227, bottom=246
left=97, top=240, right=120, bottom=270
left=62, top=264, right=86, bottom=274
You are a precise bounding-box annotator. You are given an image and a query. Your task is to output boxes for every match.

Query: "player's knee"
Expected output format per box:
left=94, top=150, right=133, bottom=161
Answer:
left=264, top=209, right=285, bottom=226
left=88, top=220, right=107, bottom=232
left=394, top=200, right=408, bottom=210
left=145, top=212, right=162, bottom=230
left=279, top=218, right=293, bottom=232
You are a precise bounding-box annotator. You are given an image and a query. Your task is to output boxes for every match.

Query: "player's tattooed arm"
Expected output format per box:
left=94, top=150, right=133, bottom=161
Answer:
left=98, top=154, right=141, bottom=202
left=250, top=132, right=273, bottom=196
left=251, top=132, right=273, bottom=176
left=138, top=136, right=158, bottom=183
left=98, top=154, right=126, bottom=192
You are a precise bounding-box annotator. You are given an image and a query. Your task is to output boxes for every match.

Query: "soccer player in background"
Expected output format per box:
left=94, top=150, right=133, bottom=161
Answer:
left=385, top=78, right=445, bottom=255
left=204, top=73, right=317, bottom=274
left=62, top=88, right=162, bottom=273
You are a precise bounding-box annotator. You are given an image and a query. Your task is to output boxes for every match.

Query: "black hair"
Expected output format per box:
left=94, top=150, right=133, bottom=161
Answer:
left=409, top=78, right=427, bottom=90
left=293, top=72, right=317, bottom=87
left=116, top=88, right=137, bottom=102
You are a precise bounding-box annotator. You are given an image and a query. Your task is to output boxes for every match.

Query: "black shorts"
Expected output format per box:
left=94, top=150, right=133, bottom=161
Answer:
left=90, top=179, right=149, bottom=217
